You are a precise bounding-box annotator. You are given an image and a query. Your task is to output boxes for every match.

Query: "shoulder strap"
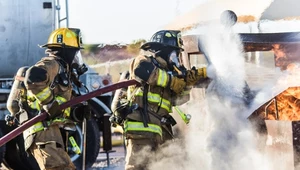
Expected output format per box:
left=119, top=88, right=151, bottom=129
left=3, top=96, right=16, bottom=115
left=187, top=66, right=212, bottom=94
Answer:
left=140, top=84, right=150, bottom=127
left=50, top=58, right=70, bottom=89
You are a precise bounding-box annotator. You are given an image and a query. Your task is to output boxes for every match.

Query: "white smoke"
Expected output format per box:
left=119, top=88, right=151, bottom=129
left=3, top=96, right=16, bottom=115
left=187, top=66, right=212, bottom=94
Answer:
left=145, top=18, right=283, bottom=170
left=108, top=15, right=300, bottom=170
left=193, top=22, right=268, bottom=170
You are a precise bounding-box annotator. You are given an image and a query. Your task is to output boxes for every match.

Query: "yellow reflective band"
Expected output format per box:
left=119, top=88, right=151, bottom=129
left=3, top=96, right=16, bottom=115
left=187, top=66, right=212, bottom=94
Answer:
left=63, top=108, right=71, bottom=117
left=157, top=69, right=168, bottom=87
left=55, top=96, right=70, bottom=117
left=56, top=96, right=67, bottom=103
left=27, top=94, right=36, bottom=102
left=135, top=90, right=171, bottom=112
left=28, top=95, right=70, bottom=117
left=124, top=121, right=162, bottom=136
left=29, top=100, right=41, bottom=110
left=161, top=98, right=172, bottom=112
left=36, top=87, right=52, bottom=103
left=51, top=117, right=69, bottom=123
left=23, top=122, right=45, bottom=137
left=24, top=117, right=72, bottom=137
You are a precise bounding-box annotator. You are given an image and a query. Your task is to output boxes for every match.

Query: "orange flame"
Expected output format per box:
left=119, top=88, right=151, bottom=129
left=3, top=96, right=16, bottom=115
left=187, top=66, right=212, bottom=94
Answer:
left=272, top=43, right=300, bottom=70
left=253, top=43, right=300, bottom=120
left=263, top=87, right=300, bottom=120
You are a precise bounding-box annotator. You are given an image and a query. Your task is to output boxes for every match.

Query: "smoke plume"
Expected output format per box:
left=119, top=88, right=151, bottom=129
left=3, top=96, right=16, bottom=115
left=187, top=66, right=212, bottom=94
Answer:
left=146, top=19, right=270, bottom=170
left=115, top=13, right=300, bottom=170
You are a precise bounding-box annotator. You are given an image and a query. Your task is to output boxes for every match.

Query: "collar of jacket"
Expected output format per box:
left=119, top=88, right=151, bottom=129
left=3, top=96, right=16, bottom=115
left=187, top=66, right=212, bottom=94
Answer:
left=53, top=56, right=70, bottom=72
left=41, top=56, right=70, bottom=73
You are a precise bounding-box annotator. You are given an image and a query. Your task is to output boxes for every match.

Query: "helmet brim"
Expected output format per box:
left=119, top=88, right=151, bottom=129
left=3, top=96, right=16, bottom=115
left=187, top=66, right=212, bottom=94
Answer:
left=39, top=43, right=84, bottom=49
left=140, top=42, right=183, bottom=52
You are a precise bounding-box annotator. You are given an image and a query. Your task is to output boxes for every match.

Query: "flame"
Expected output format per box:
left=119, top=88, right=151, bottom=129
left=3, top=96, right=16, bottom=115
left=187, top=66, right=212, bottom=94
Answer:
left=272, top=43, right=300, bottom=70
left=260, top=87, right=300, bottom=120
left=253, top=43, right=300, bottom=120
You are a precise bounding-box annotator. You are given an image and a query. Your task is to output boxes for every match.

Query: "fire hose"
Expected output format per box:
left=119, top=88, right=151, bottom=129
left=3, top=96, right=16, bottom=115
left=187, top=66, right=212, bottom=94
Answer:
left=0, top=79, right=139, bottom=147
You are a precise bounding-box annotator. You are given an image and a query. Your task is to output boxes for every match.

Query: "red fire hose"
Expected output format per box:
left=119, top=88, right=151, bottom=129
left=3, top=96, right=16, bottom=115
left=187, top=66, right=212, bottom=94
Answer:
left=0, top=79, right=139, bottom=147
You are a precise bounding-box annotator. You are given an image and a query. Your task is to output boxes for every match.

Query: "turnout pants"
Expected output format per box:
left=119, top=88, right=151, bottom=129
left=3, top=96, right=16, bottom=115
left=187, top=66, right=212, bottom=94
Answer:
left=29, top=125, right=76, bottom=170
left=125, top=138, right=159, bottom=170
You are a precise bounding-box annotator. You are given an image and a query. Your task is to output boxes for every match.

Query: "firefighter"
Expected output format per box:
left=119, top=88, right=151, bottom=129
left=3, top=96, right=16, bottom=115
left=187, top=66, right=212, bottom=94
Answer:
left=22, top=28, right=83, bottom=170
left=111, top=30, right=209, bottom=170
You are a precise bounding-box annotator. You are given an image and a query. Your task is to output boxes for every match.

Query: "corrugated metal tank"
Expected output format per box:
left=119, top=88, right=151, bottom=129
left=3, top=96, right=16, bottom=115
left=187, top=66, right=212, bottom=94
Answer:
left=0, top=0, right=54, bottom=78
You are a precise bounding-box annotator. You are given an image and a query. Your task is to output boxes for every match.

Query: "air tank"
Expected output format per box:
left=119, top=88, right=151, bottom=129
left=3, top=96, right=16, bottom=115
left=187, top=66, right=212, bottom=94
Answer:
left=7, top=66, right=29, bottom=116
left=110, top=71, right=130, bottom=113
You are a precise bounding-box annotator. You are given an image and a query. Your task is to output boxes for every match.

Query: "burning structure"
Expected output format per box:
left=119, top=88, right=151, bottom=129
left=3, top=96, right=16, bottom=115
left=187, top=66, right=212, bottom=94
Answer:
left=180, top=30, right=300, bottom=169
left=162, top=1, right=300, bottom=168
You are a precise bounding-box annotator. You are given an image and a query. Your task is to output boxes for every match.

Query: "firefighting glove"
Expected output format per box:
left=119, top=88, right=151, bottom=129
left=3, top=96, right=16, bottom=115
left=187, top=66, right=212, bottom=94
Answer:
left=186, top=67, right=207, bottom=86
left=42, top=100, right=62, bottom=120
left=114, top=99, right=129, bottom=117
left=170, top=76, right=186, bottom=94
left=109, top=114, right=123, bottom=127
left=5, top=114, right=15, bottom=126
left=110, top=99, right=129, bottom=126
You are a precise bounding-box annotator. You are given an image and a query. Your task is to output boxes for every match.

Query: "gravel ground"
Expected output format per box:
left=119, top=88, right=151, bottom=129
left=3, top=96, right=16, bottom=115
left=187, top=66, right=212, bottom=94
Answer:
left=90, top=145, right=126, bottom=170
left=0, top=145, right=126, bottom=170
left=90, top=157, right=125, bottom=170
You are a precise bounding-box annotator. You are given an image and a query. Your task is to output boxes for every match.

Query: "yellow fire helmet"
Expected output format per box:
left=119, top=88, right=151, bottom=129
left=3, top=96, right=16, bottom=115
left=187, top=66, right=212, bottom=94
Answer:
left=40, top=28, right=83, bottom=49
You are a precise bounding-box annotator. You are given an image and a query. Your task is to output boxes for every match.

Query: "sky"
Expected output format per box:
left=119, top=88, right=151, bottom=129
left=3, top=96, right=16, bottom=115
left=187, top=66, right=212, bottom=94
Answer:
left=66, top=0, right=207, bottom=44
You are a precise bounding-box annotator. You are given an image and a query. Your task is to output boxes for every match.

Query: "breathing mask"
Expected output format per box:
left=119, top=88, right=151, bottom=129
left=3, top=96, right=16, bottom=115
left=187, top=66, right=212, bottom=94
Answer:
left=169, top=50, right=181, bottom=68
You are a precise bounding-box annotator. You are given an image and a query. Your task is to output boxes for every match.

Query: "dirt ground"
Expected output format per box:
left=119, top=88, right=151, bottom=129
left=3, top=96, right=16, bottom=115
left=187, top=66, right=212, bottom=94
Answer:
left=0, top=145, right=126, bottom=170
left=91, top=145, right=126, bottom=170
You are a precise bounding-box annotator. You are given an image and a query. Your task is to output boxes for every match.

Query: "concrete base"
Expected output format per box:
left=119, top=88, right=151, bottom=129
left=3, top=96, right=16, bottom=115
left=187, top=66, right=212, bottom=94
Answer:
left=264, top=120, right=300, bottom=170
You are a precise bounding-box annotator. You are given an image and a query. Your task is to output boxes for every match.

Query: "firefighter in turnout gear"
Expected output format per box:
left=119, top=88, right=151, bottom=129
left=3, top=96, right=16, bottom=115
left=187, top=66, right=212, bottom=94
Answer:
left=20, top=28, right=83, bottom=170
left=111, top=30, right=208, bottom=170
